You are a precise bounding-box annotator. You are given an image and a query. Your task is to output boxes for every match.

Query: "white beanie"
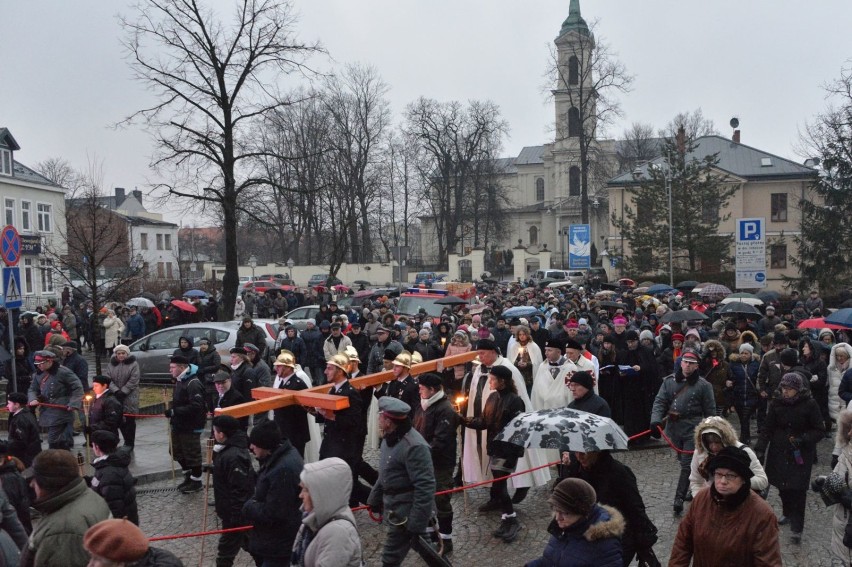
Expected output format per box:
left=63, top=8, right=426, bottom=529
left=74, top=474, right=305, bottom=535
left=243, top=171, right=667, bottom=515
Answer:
left=739, top=343, right=754, bottom=354
left=639, top=329, right=654, bottom=342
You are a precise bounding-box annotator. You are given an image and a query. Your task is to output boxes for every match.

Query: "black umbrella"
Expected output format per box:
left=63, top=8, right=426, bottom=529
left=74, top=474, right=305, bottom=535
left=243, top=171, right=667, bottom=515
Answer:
left=676, top=280, right=699, bottom=290
left=661, top=309, right=708, bottom=323
left=140, top=291, right=158, bottom=301
left=598, top=300, right=627, bottom=309
left=353, top=280, right=371, bottom=285
left=435, top=296, right=467, bottom=306
left=717, top=301, right=762, bottom=316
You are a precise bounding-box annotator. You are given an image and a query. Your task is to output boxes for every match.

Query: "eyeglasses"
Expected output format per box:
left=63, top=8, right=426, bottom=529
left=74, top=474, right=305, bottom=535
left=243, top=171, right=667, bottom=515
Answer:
left=713, top=471, right=740, bottom=482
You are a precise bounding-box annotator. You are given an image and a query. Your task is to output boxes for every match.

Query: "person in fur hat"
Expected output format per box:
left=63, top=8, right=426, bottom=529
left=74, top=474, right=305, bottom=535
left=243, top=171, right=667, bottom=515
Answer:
left=689, top=416, right=767, bottom=497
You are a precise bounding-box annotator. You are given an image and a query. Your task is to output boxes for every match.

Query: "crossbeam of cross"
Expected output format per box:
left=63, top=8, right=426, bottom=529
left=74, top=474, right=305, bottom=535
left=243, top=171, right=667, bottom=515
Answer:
left=216, top=351, right=479, bottom=418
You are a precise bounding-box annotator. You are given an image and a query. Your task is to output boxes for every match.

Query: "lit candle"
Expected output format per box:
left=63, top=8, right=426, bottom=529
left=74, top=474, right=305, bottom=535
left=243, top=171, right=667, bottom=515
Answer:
left=454, top=396, right=466, bottom=412
left=441, top=337, right=446, bottom=347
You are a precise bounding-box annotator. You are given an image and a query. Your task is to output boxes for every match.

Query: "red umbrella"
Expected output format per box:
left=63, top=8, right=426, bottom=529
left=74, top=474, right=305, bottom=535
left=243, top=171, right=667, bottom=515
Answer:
left=798, top=318, right=847, bottom=331
left=171, top=299, right=197, bottom=313
left=280, top=285, right=295, bottom=291
left=313, top=285, right=327, bottom=292
left=332, top=284, right=350, bottom=292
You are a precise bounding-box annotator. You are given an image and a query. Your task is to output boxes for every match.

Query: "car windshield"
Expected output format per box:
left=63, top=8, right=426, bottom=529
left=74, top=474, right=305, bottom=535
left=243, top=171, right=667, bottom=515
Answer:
left=397, top=296, right=446, bottom=317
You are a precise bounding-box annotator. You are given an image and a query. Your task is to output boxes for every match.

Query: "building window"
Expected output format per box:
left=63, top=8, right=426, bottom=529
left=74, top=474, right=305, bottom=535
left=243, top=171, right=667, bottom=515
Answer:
left=164, top=234, right=172, bottom=250
left=23, top=258, right=34, bottom=295
left=21, top=201, right=31, bottom=231
left=156, top=234, right=163, bottom=250
left=37, top=203, right=52, bottom=232
left=4, top=199, right=14, bottom=226
left=140, top=233, right=148, bottom=250
left=568, top=56, right=579, bottom=85
left=568, top=107, right=581, bottom=138
left=157, top=262, right=165, bottom=278
left=771, top=193, right=787, bottom=222
left=0, top=149, right=11, bottom=176
left=39, top=259, right=54, bottom=293
left=637, top=196, right=653, bottom=227
left=770, top=244, right=787, bottom=269
left=702, top=197, right=719, bottom=224
left=535, top=178, right=545, bottom=201
left=166, top=262, right=173, bottom=279
left=529, top=226, right=539, bottom=246
left=569, top=166, right=581, bottom=196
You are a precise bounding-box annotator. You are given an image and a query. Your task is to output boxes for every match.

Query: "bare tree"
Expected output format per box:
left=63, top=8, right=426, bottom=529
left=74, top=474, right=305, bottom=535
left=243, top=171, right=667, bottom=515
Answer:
left=34, top=157, right=84, bottom=193
left=548, top=17, right=633, bottom=224
left=119, top=0, right=323, bottom=318
left=660, top=108, right=719, bottom=139
left=616, top=122, right=658, bottom=174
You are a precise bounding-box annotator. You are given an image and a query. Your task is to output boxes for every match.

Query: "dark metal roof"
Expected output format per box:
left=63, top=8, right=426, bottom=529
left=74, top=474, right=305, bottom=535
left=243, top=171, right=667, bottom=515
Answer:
left=11, top=161, right=62, bottom=188
left=608, top=135, right=818, bottom=186
left=0, top=128, right=21, bottom=151
left=515, top=146, right=546, bottom=165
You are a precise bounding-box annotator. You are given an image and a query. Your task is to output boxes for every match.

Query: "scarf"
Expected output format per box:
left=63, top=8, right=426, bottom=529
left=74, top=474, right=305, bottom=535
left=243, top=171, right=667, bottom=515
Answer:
left=710, top=479, right=751, bottom=510
left=290, top=511, right=316, bottom=567
left=421, top=390, right=444, bottom=411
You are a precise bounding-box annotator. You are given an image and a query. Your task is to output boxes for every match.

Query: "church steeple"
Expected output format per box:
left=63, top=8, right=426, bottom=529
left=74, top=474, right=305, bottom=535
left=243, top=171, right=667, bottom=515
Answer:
left=558, top=0, right=590, bottom=38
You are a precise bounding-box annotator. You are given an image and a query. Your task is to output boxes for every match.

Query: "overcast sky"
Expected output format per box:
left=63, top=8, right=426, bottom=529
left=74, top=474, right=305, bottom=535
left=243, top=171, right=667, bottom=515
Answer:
left=4, top=1, right=851, bottom=223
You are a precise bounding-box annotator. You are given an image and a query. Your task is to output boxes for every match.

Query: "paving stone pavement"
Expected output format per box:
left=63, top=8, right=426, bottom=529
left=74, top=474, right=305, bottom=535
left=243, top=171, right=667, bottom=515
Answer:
left=134, top=426, right=841, bottom=567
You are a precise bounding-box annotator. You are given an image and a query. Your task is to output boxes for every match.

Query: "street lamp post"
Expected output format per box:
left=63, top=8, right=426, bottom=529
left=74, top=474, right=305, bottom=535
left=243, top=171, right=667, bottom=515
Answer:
left=248, top=254, right=257, bottom=281
left=666, top=173, right=673, bottom=287
left=286, top=257, right=294, bottom=283
left=135, top=253, right=144, bottom=294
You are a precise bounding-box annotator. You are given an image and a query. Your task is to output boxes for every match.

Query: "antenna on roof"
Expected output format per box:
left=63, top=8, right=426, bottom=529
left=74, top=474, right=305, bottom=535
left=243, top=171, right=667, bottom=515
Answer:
left=729, top=117, right=739, bottom=129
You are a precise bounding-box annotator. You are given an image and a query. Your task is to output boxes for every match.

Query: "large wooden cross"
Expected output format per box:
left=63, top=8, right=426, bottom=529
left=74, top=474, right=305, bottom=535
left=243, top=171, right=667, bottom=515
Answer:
left=216, top=351, right=479, bottom=417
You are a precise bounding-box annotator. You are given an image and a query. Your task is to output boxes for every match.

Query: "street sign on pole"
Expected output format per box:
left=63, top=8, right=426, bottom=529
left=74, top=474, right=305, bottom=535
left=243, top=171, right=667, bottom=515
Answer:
left=0, top=225, right=21, bottom=267
left=735, top=217, right=767, bottom=289
left=1, top=266, right=22, bottom=308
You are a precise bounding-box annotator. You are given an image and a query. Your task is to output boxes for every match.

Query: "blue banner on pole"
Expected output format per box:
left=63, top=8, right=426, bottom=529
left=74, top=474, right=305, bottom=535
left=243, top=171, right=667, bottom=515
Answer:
left=568, top=224, right=591, bottom=269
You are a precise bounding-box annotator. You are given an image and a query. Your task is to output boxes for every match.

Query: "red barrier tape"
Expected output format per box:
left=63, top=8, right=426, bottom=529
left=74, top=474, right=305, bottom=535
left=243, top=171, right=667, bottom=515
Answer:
left=657, top=426, right=694, bottom=455
left=434, top=460, right=559, bottom=497
left=149, top=525, right=252, bottom=542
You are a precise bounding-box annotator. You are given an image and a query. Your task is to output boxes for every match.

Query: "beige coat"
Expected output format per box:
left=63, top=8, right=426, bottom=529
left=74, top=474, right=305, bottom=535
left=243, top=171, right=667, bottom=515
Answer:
left=102, top=315, right=125, bottom=349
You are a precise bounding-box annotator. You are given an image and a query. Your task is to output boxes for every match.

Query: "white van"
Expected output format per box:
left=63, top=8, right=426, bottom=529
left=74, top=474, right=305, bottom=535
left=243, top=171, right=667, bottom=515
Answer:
left=530, top=269, right=568, bottom=285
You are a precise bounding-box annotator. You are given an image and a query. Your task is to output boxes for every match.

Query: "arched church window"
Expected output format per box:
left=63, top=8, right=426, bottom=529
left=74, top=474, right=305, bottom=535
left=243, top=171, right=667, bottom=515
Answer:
left=568, top=56, right=579, bottom=85
left=568, top=107, right=581, bottom=138
left=535, top=178, right=545, bottom=201
left=569, top=166, right=580, bottom=196
left=529, top=226, right=538, bottom=246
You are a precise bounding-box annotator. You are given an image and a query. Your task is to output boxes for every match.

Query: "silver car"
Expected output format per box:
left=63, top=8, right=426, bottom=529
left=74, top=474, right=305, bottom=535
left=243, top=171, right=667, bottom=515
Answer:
left=282, top=305, right=321, bottom=331
left=129, top=321, right=276, bottom=382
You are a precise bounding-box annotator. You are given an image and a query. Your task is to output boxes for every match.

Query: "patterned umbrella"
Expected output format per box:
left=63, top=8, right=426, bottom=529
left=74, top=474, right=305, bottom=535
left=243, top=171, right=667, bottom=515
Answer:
left=698, top=284, right=732, bottom=299
left=720, top=293, right=763, bottom=306
left=493, top=408, right=629, bottom=453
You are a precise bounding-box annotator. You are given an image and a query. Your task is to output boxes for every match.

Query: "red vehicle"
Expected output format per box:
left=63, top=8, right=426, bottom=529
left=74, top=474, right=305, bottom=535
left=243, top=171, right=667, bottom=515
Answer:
left=396, top=285, right=474, bottom=323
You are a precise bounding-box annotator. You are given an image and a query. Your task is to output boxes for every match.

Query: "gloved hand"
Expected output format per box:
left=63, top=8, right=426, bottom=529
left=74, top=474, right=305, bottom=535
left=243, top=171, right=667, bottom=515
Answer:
left=649, top=422, right=662, bottom=439
left=115, top=391, right=128, bottom=402
left=164, top=409, right=173, bottom=418
left=636, top=547, right=662, bottom=567
left=832, top=454, right=840, bottom=469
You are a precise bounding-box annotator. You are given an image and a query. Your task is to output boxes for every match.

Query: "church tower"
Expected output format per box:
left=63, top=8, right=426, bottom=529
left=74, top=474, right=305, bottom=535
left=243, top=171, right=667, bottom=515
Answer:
left=553, top=0, right=596, bottom=153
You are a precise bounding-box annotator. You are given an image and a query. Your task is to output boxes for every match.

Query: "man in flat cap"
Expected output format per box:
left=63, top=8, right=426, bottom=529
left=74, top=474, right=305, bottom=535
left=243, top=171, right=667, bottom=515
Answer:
left=368, top=397, right=437, bottom=566
left=367, top=325, right=403, bottom=375
left=212, top=365, right=247, bottom=431
left=165, top=354, right=206, bottom=493
left=323, top=321, right=352, bottom=361
left=27, top=350, right=83, bottom=450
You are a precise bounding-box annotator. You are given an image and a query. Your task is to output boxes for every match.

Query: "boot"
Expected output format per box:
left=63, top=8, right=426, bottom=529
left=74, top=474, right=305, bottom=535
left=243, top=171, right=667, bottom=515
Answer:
left=439, top=537, right=453, bottom=556
left=180, top=476, right=203, bottom=494
left=499, top=516, right=521, bottom=543
left=492, top=517, right=511, bottom=538
left=511, top=487, right=530, bottom=504
left=674, top=469, right=690, bottom=515
left=177, top=473, right=192, bottom=491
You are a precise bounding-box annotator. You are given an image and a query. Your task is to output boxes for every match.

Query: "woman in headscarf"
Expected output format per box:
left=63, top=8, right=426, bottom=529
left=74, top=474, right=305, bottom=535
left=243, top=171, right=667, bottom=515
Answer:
left=689, top=415, right=767, bottom=497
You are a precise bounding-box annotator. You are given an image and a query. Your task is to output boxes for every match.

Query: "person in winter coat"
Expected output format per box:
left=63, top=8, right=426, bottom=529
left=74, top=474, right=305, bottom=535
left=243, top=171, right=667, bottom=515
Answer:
left=346, top=322, right=371, bottom=374
left=18, top=313, right=43, bottom=356
left=233, top=296, right=246, bottom=319
left=235, top=316, right=268, bottom=360
left=22, top=449, right=112, bottom=567
left=61, top=341, right=90, bottom=391
left=165, top=356, right=207, bottom=494
left=27, top=349, right=84, bottom=450
left=102, top=310, right=125, bottom=355
left=291, top=457, right=363, bottom=567
left=323, top=322, right=352, bottom=361
left=228, top=347, right=255, bottom=402
left=87, top=376, right=124, bottom=437
left=106, top=345, right=141, bottom=449
left=5, top=338, right=34, bottom=395
left=84, top=519, right=185, bottom=567
left=689, top=416, right=768, bottom=497
left=300, top=319, right=326, bottom=385
left=557, top=451, right=658, bottom=566
left=5, top=392, right=41, bottom=467
left=277, top=324, right=306, bottom=365
left=89, top=430, right=139, bottom=525
left=701, top=340, right=730, bottom=416
left=726, top=343, right=761, bottom=444
left=413, top=373, right=460, bottom=556
left=0, top=477, right=27, bottom=563
left=801, top=337, right=830, bottom=433
left=0, top=446, right=32, bottom=534
left=242, top=421, right=304, bottom=566
left=125, top=306, right=146, bottom=342
left=196, top=337, right=222, bottom=412
left=829, top=343, right=852, bottom=428
left=567, top=371, right=611, bottom=418
left=825, top=409, right=852, bottom=564
left=172, top=336, right=199, bottom=367
left=669, top=446, right=781, bottom=566
left=525, top=478, right=624, bottom=567
left=753, top=372, right=825, bottom=543
left=270, top=352, right=310, bottom=457
left=210, top=416, right=255, bottom=567
left=44, top=321, right=70, bottom=347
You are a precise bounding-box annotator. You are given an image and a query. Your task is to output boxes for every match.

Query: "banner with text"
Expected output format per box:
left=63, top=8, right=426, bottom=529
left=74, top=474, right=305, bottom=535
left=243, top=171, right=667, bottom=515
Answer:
left=568, top=224, right=591, bottom=270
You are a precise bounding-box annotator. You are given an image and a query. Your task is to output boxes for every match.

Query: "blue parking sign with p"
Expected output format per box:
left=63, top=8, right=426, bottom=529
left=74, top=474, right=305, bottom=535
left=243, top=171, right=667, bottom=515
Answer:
left=739, top=219, right=762, bottom=241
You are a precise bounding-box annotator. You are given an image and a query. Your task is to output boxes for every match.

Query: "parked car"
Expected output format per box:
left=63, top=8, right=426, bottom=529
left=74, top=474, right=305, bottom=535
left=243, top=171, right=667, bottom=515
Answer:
left=567, top=270, right=586, bottom=285
left=129, top=322, right=276, bottom=383
left=413, top=272, right=446, bottom=286
left=307, top=274, right=343, bottom=288
left=530, top=269, right=569, bottom=285
left=585, top=267, right=609, bottom=286
left=281, top=305, right=321, bottom=332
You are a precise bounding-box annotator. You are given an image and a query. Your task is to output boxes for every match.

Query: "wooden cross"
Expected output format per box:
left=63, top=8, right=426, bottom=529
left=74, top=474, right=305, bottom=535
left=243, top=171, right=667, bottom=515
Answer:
left=216, top=351, right=479, bottom=418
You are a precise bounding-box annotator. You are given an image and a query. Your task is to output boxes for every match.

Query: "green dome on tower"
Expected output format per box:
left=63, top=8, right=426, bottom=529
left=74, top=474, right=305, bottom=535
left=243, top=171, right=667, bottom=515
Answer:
left=558, top=0, right=590, bottom=37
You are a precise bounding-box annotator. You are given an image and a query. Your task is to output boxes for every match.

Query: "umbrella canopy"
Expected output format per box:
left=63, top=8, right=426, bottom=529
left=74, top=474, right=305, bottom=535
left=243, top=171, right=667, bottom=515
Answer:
left=126, top=297, right=154, bottom=308
left=617, top=278, right=636, bottom=288
left=594, top=290, right=617, bottom=298
left=676, top=280, right=699, bottom=290
left=170, top=299, right=197, bottom=313
left=332, top=284, right=350, bottom=292
left=537, top=278, right=559, bottom=288
left=435, top=296, right=467, bottom=306
left=493, top=408, right=629, bottom=453
left=140, top=291, right=158, bottom=301
left=598, top=300, right=627, bottom=309
left=546, top=281, right=575, bottom=289
left=353, top=280, right=371, bottom=285
left=825, top=308, right=852, bottom=329
left=632, top=287, right=649, bottom=294
left=647, top=284, right=676, bottom=295
left=717, top=301, right=762, bottom=316
left=798, top=318, right=848, bottom=331
left=756, top=290, right=781, bottom=302
left=661, top=309, right=709, bottom=323
left=636, top=280, right=656, bottom=288
left=720, top=293, right=764, bottom=306
left=182, top=289, right=208, bottom=298
left=502, top=306, right=541, bottom=319
left=698, top=284, right=732, bottom=299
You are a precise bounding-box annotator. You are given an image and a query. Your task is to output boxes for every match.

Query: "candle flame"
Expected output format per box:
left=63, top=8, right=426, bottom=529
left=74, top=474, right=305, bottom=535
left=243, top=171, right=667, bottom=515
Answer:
left=84, top=395, right=92, bottom=401
left=455, top=396, right=466, bottom=404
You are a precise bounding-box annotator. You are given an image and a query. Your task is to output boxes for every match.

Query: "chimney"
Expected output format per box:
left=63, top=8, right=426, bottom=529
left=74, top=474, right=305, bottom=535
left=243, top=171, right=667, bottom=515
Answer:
left=733, top=129, right=741, bottom=144
left=114, top=187, right=125, bottom=206
left=676, top=125, right=686, bottom=156
left=132, top=190, right=143, bottom=202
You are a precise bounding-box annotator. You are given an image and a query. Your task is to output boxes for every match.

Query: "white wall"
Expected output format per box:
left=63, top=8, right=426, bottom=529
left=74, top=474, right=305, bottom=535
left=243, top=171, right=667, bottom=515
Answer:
left=208, top=262, right=403, bottom=287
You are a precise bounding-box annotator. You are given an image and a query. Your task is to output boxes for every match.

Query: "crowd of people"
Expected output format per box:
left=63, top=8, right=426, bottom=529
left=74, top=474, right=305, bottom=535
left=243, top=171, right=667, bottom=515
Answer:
left=5, top=280, right=852, bottom=566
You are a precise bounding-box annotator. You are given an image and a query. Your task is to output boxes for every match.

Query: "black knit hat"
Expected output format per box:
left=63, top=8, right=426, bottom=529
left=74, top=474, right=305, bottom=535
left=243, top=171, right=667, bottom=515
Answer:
left=549, top=478, right=596, bottom=517
left=571, top=371, right=595, bottom=391
left=708, top=445, right=754, bottom=480
left=248, top=421, right=282, bottom=450
left=476, top=338, right=498, bottom=352
left=779, top=348, right=798, bottom=367
left=212, top=415, right=241, bottom=437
